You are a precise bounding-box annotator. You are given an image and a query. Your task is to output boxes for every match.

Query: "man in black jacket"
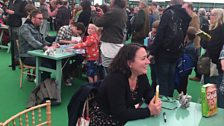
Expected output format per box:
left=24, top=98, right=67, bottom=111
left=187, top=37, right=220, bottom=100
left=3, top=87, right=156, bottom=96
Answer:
left=149, top=0, right=191, bottom=97
left=55, top=0, right=71, bottom=31
left=131, top=0, right=149, bottom=45
left=6, top=0, right=27, bottom=70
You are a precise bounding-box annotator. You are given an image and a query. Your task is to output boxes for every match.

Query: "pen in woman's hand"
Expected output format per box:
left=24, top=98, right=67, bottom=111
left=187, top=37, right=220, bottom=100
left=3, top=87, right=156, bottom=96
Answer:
left=163, top=112, right=167, bottom=123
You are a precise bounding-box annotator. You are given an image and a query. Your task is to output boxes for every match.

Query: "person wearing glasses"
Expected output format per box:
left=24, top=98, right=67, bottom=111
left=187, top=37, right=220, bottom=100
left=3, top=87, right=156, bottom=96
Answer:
left=206, top=84, right=217, bottom=116
left=201, top=8, right=224, bottom=108
left=19, top=9, right=58, bottom=81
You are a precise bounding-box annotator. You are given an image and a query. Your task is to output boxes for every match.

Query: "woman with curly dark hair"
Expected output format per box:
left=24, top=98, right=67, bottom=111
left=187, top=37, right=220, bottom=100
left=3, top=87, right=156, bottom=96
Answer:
left=89, top=43, right=162, bottom=125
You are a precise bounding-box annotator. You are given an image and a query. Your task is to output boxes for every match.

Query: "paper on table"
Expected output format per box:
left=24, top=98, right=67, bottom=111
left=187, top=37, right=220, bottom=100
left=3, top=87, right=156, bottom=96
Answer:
left=75, top=49, right=85, bottom=54
left=71, top=36, right=82, bottom=42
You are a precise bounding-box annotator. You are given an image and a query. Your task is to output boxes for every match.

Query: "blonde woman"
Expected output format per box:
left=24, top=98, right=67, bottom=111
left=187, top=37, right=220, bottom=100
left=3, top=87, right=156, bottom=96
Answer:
left=202, top=8, right=224, bottom=108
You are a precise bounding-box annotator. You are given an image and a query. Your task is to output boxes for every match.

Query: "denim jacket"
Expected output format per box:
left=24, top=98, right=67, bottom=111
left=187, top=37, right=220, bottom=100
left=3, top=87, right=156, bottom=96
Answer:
left=19, top=19, right=50, bottom=57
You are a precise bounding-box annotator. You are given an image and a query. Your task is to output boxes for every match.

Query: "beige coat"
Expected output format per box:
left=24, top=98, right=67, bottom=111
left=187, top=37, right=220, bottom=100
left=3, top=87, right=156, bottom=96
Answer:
left=189, top=12, right=201, bottom=49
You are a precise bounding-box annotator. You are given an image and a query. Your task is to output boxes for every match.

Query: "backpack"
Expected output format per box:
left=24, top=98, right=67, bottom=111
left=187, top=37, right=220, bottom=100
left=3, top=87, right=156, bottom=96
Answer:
left=162, top=9, right=184, bottom=54
left=175, top=53, right=194, bottom=89
left=176, top=53, right=194, bottom=77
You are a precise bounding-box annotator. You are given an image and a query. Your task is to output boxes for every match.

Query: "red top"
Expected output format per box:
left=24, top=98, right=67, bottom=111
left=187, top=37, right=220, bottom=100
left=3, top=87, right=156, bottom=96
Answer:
left=71, top=33, right=99, bottom=61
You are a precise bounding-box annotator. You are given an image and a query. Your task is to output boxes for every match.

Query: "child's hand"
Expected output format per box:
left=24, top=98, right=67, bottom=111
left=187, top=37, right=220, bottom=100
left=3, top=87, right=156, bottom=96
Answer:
left=71, top=40, right=79, bottom=44
left=69, top=45, right=78, bottom=49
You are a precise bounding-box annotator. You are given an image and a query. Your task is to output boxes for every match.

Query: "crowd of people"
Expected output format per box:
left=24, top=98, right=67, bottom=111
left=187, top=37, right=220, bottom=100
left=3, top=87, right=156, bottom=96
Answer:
left=1, top=0, right=224, bottom=125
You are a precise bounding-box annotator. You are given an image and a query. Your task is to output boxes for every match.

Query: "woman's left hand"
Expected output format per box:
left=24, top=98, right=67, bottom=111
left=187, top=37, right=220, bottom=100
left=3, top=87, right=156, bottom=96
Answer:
left=51, top=42, right=60, bottom=48
left=148, top=96, right=162, bottom=116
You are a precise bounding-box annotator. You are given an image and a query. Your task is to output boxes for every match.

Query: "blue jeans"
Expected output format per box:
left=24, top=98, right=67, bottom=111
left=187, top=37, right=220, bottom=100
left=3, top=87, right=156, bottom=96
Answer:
left=22, top=57, right=55, bottom=81
left=86, top=60, right=98, bottom=77
left=155, top=59, right=177, bottom=97
left=9, top=27, right=20, bottom=62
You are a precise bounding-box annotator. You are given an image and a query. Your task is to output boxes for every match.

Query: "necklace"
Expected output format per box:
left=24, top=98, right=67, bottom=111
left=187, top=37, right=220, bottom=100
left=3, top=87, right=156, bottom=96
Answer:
left=130, top=86, right=136, bottom=92
left=129, top=78, right=138, bottom=91
left=129, top=79, right=138, bottom=100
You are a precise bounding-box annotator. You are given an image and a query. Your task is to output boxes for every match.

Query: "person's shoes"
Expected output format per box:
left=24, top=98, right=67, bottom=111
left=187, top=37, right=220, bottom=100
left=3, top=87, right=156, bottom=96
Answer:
left=8, top=61, right=20, bottom=67
left=26, top=75, right=35, bottom=82
left=65, top=78, right=72, bottom=86
left=189, top=77, right=201, bottom=81
left=69, top=76, right=74, bottom=81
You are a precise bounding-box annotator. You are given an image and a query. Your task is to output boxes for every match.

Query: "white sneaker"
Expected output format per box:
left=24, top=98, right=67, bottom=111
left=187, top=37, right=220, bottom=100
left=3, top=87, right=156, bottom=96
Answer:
left=34, top=79, right=37, bottom=84
left=65, top=79, right=72, bottom=86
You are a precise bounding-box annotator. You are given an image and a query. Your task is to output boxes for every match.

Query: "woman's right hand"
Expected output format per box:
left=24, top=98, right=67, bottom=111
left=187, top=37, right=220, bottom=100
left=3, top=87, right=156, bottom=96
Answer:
left=148, top=96, right=162, bottom=116
left=71, top=40, right=79, bottom=44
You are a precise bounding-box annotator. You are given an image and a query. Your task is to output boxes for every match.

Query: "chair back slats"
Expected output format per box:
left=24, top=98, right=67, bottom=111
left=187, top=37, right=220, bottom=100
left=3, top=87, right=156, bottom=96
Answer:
left=19, top=116, right=22, bottom=126
left=13, top=119, right=16, bottom=126
left=38, top=108, right=42, bottom=123
left=37, top=122, right=48, bottom=126
left=25, top=113, right=28, bottom=125
left=15, top=40, right=36, bottom=88
left=46, top=101, right=51, bottom=126
left=32, top=110, right=35, bottom=125
left=0, top=101, right=51, bottom=126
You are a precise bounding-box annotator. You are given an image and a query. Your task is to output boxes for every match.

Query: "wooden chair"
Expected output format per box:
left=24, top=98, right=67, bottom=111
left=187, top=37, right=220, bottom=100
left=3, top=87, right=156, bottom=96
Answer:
left=0, top=100, right=51, bottom=126
left=16, top=40, right=36, bottom=88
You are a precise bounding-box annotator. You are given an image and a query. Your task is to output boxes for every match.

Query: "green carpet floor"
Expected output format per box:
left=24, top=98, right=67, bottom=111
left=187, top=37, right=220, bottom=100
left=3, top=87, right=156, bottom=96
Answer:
left=0, top=47, right=202, bottom=125
left=0, top=49, right=86, bottom=125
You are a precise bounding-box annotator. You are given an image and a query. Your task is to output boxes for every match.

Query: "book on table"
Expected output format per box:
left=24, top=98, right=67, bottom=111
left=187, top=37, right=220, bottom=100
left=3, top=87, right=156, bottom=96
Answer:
left=196, top=30, right=211, bottom=40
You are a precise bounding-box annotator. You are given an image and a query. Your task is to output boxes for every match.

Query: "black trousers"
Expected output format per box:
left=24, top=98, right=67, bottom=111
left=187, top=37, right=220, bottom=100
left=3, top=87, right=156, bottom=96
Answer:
left=62, top=54, right=84, bottom=80
left=177, top=76, right=188, bottom=95
left=21, top=57, right=55, bottom=81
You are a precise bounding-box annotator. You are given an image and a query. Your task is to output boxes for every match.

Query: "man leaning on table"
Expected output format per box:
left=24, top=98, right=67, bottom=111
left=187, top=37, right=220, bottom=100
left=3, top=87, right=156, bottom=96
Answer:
left=18, top=9, right=58, bottom=81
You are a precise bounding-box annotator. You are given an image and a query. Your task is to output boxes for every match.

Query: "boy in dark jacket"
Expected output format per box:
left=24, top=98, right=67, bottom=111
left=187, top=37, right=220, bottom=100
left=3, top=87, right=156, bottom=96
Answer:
left=176, top=26, right=197, bottom=94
